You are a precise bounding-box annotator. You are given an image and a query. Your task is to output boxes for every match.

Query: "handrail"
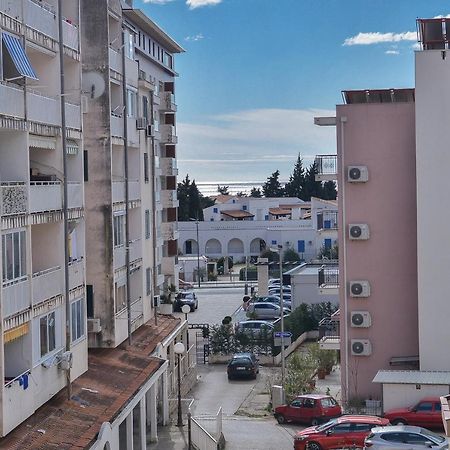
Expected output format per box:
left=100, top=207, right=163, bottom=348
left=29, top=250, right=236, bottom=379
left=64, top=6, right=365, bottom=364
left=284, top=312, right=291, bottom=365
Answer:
left=30, top=181, right=61, bottom=186
left=32, top=265, right=61, bottom=278
left=4, top=369, right=31, bottom=388
left=2, top=275, right=28, bottom=288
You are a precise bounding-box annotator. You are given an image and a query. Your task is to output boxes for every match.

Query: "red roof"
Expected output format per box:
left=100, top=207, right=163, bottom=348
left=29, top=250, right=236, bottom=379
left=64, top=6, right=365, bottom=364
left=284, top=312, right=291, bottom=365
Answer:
left=221, top=210, right=254, bottom=219
left=0, top=315, right=181, bottom=450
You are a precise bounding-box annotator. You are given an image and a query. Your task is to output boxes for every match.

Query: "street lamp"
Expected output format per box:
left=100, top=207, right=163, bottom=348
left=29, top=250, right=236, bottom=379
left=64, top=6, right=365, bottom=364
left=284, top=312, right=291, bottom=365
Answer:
left=174, top=341, right=186, bottom=427
left=270, top=244, right=285, bottom=390
left=189, top=218, right=201, bottom=288
left=181, top=304, right=191, bottom=349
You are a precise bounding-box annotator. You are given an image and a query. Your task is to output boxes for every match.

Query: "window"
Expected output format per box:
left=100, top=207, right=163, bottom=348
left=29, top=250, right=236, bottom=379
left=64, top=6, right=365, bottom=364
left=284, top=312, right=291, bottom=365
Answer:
left=124, top=31, right=134, bottom=59
left=271, top=240, right=277, bottom=245
left=243, top=205, right=247, bottom=211
left=145, top=210, right=151, bottom=239
left=144, top=153, right=149, bottom=183
left=40, top=312, right=56, bottom=357
left=142, top=95, right=148, bottom=120
left=126, top=89, right=137, bottom=118
left=265, top=215, right=269, bottom=221
left=353, top=423, right=374, bottom=432
left=146, top=268, right=151, bottom=296
left=71, top=298, right=85, bottom=342
left=2, top=230, right=26, bottom=283
left=113, top=214, right=125, bottom=247
left=84, top=150, right=88, bottom=181
left=331, top=423, right=352, bottom=433
left=416, top=402, right=433, bottom=412
left=324, top=238, right=332, bottom=250
left=297, top=240, right=305, bottom=253
left=115, top=283, right=127, bottom=312
left=152, top=42, right=155, bottom=57
left=213, top=207, right=218, bottom=213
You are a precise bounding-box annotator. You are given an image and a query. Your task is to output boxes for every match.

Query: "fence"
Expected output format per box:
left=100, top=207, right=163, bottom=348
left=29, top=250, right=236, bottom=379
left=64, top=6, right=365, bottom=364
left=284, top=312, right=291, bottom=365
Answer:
left=190, top=404, right=223, bottom=450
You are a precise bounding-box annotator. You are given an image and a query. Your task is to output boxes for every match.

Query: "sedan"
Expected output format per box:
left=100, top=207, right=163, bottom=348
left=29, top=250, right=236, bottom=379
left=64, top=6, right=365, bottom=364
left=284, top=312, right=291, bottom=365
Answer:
left=294, top=415, right=390, bottom=450
left=246, top=302, right=290, bottom=320
left=364, top=425, right=448, bottom=450
left=227, top=352, right=259, bottom=380
left=252, top=295, right=292, bottom=310
left=174, top=291, right=198, bottom=312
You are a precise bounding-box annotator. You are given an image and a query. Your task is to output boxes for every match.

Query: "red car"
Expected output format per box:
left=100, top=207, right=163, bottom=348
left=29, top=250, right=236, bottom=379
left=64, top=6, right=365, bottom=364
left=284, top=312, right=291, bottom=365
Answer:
left=274, top=394, right=342, bottom=426
left=293, top=415, right=390, bottom=450
left=383, top=397, right=443, bottom=429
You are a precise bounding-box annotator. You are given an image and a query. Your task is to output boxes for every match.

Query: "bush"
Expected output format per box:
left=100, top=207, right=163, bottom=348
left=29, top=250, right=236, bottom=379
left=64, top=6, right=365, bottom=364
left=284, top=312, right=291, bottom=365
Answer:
left=285, top=352, right=317, bottom=402
left=239, top=266, right=257, bottom=281
left=217, top=257, right=233, bottom=275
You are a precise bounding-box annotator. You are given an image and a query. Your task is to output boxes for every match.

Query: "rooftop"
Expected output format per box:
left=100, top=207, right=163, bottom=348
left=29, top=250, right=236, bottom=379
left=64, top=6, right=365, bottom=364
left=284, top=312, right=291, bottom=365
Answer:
left=221, top=210, right=255, bottom=219
left=0, top=315, right=181, bottom=450
left=373, top=370, right=450, bottom=385
left=342, top=88, right=415, bottom=105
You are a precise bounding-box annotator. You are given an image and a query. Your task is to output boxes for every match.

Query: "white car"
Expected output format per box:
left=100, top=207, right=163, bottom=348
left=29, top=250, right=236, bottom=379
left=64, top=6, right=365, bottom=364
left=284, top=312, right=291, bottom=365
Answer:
left=364, top=426, right=448, bottom=450
left=247, top=302, right=290, bottom=320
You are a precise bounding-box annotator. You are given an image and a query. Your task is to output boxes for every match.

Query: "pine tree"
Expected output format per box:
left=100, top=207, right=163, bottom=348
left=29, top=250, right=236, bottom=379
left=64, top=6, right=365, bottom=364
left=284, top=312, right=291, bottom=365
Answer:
left=302, top=162, right=323, bottom=201
left=284, top=154, right=305, bottom=198
left=322, top=181, right=337, bottom=200
left=177, top=175, right=191, bottom=221
left=250, top=187, right=262, bottom=198
left=217, top=185, right=229, bottom=195
left=262, top=170, right=284, bottom=197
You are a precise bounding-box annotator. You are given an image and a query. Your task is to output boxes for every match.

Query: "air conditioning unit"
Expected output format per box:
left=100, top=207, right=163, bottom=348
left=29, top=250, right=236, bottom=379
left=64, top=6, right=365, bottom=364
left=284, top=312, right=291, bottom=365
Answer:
left=347, top=166, right=369, bottom=183
left=58, top=351, right=73, bottom=371
left=349, top=280, right=371, bottom=298
left=348, top=224, right=370, bottom=240
left=87, top=318, right=102, bottom=333
left=136, top=117, right=148, bottom=130
left=153, top=295, right=160, bottom=308
left=351, top=339, right=372, bottom=356
left=351, top=311, right=372, bottom=328
left=146, top=124, right=155, bottom=137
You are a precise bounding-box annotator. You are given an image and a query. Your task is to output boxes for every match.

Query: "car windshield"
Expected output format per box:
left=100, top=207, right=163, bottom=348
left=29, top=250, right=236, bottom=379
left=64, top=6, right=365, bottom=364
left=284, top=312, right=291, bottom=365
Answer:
left=316, top=418, right=338, bottom=432
left=420, top=428, right=446, bottom=444
left=230, top=358, right=251, bottom=366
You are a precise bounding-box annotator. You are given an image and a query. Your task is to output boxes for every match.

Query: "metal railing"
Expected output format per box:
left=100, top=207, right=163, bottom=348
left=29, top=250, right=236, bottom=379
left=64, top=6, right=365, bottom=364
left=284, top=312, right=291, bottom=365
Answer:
left=317, top=211, right=338, bottom=230
left=318, top=266, right=339, bottom=287
left=318, top=317, right=340, bottom=338
left=315, top=154, right=337, bottom=176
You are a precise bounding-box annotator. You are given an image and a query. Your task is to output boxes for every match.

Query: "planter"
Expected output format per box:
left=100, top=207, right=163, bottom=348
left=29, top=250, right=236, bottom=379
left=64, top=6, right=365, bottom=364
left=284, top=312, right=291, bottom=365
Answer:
left=159, top=303, right=173, bottom=315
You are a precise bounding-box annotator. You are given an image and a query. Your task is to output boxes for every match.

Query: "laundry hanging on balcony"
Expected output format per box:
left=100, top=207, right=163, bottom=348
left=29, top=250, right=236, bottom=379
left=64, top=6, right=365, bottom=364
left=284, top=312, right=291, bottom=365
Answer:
left=2, top=32, right=38, bottom=80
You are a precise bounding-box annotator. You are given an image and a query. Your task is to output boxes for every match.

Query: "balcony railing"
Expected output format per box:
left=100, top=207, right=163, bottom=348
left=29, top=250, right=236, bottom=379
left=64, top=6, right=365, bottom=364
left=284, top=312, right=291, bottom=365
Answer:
left=315, top=155, right=338, bottom=181
left=25, top=0, right=58, bottom=40
left=114, top=239, right=142, bottom=269
left=112, top=180, right=140, bottom=203
left=29, top=181, right=62, bottom=213
left=160, top=124, right=177, bottom=144
left=317, top=211, right=338, bottom=231
left=161, top=92, right=177, bottom=112
left=161, top=189, right=178, bottom=208
left=65, top=102, right=81, bottom=129
left=2, top=276, right=31, bottom=318
left=32, top=266, right=63, bottom=305
left=0, top=82, right=25, bottom=118
left=68, top=258, right=84, bottom=290
left=161, top=222, right=178, bottom=241
left=160, top=157, right=178, bottom=177
left=62, top=19, right=79, bottom=51
left=109, top=47, right=122, bottom=74
left=318, top=266, right=339, bottom=288
left=129, top=238, right=142, bottom=262
left=111, top=113, right=124, bottom=137
left=318, top=317, right=340, bottom=339
left=1, top=182, right=28, bottom=215
left=68, top=182, right=83, bottom=209
left=28, top=91, right=60, bottom=126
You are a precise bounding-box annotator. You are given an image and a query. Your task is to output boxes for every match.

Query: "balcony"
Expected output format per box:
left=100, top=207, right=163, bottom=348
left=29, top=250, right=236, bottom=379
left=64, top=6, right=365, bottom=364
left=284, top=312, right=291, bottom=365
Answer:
left=109, top=47, right=122, bottom=75
left=161, top=222, right=179, bottom=241
left=0, top=82, right=25, bottom=118
left=112, top=180, right=140, bottom=203
left=317, top=211, right=338, bottom=231
left=65, top=102, right=81, bottom=130
left=1, top=183, right=28, bottom=216
left=127, top=117, right=139, bottom=148
left=160, top=124, right=177, bottom=144
left=27, top=91, right=59, bottom=126
left=124, top=57, right=138, bottom=87
left=161, top=189, right=178, bottom=209
left=62, top=19, right=79, bottom=52
left=129, top=239, right=142, bottom=263
left=3, top=277, right=31, bottom=318
left=318, top=265, right=339, bottom=295
left=162, top=255, right=178, bottom=275
left=69, top=258, right=84, bottom=290
left=32, top=266, right=63, bottom=305
left=68, top=182, right=83, bottom=209
left=318, top=312, right=340, bottom=350
left=160, top=92, right=177, bottom=112
left=315, top=154, right=338, bottom=181
left=111, top=113, right=124, bottom=138
left=138, top=69, right=156, bottom=91
left=29, top=181, right=62, bottom=213
left=160, top=157, right=178, bottom=177
left=114, top=240, right=142, bottom=269
left=24, top=0, right=58, bottom=40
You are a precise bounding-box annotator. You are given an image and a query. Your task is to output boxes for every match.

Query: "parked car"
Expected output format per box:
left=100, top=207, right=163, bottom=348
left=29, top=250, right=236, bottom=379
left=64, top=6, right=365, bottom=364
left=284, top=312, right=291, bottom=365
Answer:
left=174, top=291, right=198, bottom=312
left=252, top=295, right=292, bottom=310
left=235, top=320, right=274, bottom=337
left=227, top=352, right=259, bottom=380
left=364, top=425, right=448, bottom=450
left=383, top=397, right=443, bottom=429
left=268, top=287, right=292, bottom=296
left=293, top=415, right=390, bottom=450
left=246, top=302, right=290, bottom=320
left=275, top=394, right=342, bottom=426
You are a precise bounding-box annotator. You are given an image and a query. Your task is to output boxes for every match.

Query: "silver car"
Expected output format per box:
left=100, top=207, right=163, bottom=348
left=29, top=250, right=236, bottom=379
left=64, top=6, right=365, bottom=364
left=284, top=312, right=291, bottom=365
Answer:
left=247, top=302, right=290, bottom=320
left=364, top=426, right=448, bottom=450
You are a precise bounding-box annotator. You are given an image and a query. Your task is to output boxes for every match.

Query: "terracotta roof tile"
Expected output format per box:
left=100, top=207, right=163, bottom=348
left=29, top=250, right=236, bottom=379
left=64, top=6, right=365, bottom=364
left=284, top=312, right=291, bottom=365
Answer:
left=0, top=315, right=181, bottom=450
left=221, top=210, right=254, bottom=218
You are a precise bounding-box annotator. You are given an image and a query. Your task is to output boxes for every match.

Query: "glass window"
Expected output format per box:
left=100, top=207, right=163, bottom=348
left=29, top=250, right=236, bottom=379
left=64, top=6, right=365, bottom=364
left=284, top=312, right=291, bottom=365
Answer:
left=321, top=398, right=337, bottom=408
left=113, top=214, right=125, bottom=247
left=2, top=230, right=26, bottom=282
left=416, top=402, right=433, bottom=412
left=331, top=423, right=352, bottom=433
left=144, top=153, right=149, bottom=183
left=404, top=433, right=430, bottom=444
left=126, top=89, right=137, bottom=118
left=71, top=298, right=85, bottom=342
left=40, top=312, right=56, bottom=358
left=381, top=433, right=405, bottom=443
left=353, top=423, right=374, bottom=432
left=145, top=210, right=151, bottom=239
left=124, top=31, right=134, bottom=59
left=146, top=268, right=151, bottom=296
left=435, top=403, right=442, bottom=411
left=213, top=207, right=218, bottom=213
left=142, top=95, right=148, bottom=120
left=290, top=399, right=303, bottom=407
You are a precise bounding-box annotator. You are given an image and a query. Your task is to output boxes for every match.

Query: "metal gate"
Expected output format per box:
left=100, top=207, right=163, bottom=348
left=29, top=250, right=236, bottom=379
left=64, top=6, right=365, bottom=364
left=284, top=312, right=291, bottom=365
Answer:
left=189, top=324, right=209, bottom=364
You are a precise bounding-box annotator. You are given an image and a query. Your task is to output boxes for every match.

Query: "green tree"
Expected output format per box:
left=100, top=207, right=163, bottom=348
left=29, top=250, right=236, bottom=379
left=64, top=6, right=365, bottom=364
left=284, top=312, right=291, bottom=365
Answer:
left=262, top=170, right=284, bottom=197
left=301, top=162, right=323, bottom=201
left=177, top=174, right=191, bottom=221
left=250, top=187, right=262, bottom=198
left=217, top=185, right=229, bottom=195
left=322, top=180, right=337, bottom=200
left=284, top=154, right=305, bottom=198
left=283, top=248, right=300, bottom=263
left=177, top=174, right=212, bottom=220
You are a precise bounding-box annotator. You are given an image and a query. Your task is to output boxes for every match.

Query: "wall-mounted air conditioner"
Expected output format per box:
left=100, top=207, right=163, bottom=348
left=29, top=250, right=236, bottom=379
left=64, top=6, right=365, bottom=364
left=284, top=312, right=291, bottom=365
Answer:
left=136, top=117, right=148, bottom=130
left=351, top=339, right=372, bottom=356
left=349, top=280, right=371, bottom=298
left=351, top=311, right=372, bottom=328
left=347, top=166, right=369, bottom=183
left=348, top=224, right=370, bottom=240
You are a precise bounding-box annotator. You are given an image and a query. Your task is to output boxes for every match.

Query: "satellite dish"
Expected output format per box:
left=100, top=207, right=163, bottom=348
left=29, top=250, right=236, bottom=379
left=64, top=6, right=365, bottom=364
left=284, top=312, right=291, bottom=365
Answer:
left=81, top=71, right=106, bottom=99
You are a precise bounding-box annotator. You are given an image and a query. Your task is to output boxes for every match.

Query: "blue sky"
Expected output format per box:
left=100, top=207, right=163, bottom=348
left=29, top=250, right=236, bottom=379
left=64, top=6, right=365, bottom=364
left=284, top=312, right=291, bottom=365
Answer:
left=136, top=0, right=448, bottom=184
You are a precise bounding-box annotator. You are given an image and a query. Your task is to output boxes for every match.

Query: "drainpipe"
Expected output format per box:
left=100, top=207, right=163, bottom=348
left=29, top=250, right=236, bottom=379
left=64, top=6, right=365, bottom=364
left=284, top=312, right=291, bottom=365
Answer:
left=121, top=28, right=132, bottom=345
left=58, top=0, right=71, bottom=399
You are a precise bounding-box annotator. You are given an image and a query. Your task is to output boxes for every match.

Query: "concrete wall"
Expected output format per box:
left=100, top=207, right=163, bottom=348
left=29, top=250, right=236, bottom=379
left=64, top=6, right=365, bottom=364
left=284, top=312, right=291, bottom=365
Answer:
left=337, top=101, right=418, bottom=401
left=415, top=49, right=450, bottom=371
left=291, top=270, right=338, bottom=309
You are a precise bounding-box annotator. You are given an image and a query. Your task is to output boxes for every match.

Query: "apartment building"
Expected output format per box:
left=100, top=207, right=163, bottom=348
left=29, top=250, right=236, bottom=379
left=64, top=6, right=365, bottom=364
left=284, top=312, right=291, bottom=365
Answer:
left=81, top=0, right=183, bottom=349
left=315, top=18, right=450, bottom=405
left=179, top=196, right=338, bottom=264
left=0, top=0, right=86, bottom=436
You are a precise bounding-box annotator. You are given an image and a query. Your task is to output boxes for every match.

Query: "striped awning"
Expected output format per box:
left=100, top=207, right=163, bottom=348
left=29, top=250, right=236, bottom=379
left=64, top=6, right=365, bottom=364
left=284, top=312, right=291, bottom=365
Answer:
left=29, top=135, right=56, bottom=150
left=4, top=323, right=29, bottom=343
left=66, top=140, right=79, bottom=155
left=2, top=33, right=38, bottom=80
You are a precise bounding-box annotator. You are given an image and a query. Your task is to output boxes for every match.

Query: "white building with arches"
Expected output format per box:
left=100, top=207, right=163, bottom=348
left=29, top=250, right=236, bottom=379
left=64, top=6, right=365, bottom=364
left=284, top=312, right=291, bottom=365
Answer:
left=179, top=197, right=338, bottom=263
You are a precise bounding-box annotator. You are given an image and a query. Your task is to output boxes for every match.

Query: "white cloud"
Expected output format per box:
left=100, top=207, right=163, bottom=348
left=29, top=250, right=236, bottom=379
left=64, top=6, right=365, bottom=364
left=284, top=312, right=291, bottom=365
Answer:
left=143, top=0, right=174, bottom=4
left=186, top=0, right=222, bottom=9
left=177, top=108, right=336, bottom=182
left=385, top=50, right=399, bottom=55
left=343, top=31, right=416, bottom=46
left=185, top=33, right=204, bottom=41
left=433, top=14, right=450, bottom=18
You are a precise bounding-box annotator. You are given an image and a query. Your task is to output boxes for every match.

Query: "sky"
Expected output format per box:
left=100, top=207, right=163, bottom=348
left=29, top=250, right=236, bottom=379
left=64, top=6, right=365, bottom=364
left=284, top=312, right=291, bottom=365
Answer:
left=135, top=0, right=448, bottom=184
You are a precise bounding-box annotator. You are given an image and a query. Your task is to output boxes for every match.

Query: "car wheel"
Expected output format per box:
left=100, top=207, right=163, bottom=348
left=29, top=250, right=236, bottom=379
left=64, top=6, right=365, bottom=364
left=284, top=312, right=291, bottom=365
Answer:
left=275, top=414, right=286, bottom=424
left=392, top=419, right=407, bottom=426
left=307, top=442, right=322, bottom=450
left=311, top=418, right=320, bottom=426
